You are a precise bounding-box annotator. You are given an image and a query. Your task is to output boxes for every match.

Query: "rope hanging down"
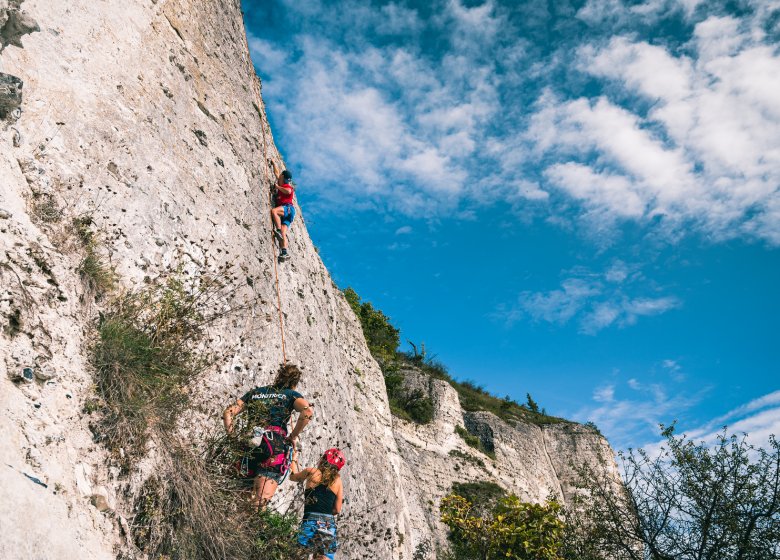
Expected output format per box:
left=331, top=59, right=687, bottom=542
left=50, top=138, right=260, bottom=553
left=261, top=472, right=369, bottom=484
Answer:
left=253, top=77, right=288, bottom=365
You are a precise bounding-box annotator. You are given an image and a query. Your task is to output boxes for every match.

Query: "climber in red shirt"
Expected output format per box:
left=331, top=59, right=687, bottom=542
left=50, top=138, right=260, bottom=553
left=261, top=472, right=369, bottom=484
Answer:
left=269, top=159, right=295, bottom=261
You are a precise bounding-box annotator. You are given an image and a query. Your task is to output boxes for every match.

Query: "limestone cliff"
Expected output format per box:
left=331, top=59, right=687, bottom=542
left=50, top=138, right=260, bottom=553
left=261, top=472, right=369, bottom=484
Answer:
left=0, top=1, right=618, bottom=559
left=392, top=368, right=619, bottom=554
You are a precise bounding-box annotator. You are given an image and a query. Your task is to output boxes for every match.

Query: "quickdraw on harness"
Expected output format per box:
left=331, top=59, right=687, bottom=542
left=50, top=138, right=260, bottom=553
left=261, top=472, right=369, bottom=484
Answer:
left=235, top=425, right=294, bottom=481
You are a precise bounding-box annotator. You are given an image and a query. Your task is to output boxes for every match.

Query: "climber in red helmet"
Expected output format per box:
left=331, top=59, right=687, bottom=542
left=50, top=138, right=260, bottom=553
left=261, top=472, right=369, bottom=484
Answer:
left=290, top=447, right=346, bottom=560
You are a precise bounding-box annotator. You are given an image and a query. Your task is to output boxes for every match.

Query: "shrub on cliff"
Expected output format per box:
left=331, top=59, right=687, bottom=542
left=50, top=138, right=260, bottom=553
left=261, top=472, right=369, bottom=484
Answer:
left=343, top=286, right=399, bottom=365
left=441, top=493, right=565, bottom=560
left=90, top=273, right=215, bottom=461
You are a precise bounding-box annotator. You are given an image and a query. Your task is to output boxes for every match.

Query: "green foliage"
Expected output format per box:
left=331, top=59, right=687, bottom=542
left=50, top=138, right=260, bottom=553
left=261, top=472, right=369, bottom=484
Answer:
left=448, top=449, right=486, bottom=468
left=343, top=287, right=399, bottom=364
left=401, top=388, right=434, bottom=424
left=252, top=509, right=301, bottom=560
left=454, top=379, right=565, bottom=426
left=133, top=436, right=302, bottom=560
left=450, top=481, right=507, bottom=512
left=78, top=251, right=117, bottom=296
left=441, top=493, right=565, bottom=560
left=526, top=393, right=540, bottom=413
left=90, top=273, right=216, bottom=461
left=563, top=427, right=780, bottom=560
left=455, top=425, right=495, bottom=459
left=73, top=216, right=117, bottom=297
left=583, top=421, right=601, bottom=435
left=343, top=286, right=570, bottom=427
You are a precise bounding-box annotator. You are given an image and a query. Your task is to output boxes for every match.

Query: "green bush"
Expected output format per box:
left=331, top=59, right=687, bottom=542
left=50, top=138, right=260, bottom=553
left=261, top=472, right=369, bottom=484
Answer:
left=441, top=493, right=565, bottom=560
left=455, top=425, right=496, bottom=459
left=73, top=216, right=117, bottom=297
left=90, top=273, right=214, bottom=462
left=343, top=287, right=399, bottom=364
left=451, top=481, right=506, bottom=510
left=448, top=449, right=486, bottom=468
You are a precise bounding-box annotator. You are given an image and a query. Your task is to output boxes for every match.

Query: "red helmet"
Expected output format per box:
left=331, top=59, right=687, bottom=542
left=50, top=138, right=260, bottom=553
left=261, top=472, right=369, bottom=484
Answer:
left=324, top=448, right=346, bottom=470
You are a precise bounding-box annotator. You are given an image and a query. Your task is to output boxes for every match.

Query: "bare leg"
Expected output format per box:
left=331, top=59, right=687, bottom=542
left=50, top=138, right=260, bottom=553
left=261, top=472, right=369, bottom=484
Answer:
left=271, top=207, right=283, bottom=230
left=281, top=224, right=289, bottom=249
left=251, top=475, right=279, bottom=510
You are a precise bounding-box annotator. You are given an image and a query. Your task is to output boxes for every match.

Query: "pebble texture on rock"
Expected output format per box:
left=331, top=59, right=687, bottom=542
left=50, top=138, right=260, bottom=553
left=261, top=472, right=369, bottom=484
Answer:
left=0, top=1, right=619, bottom=559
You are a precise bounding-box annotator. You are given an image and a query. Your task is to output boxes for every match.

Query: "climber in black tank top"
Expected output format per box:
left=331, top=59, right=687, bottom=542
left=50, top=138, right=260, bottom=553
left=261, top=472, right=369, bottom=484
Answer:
left=290, top=448, right=346, bottom=560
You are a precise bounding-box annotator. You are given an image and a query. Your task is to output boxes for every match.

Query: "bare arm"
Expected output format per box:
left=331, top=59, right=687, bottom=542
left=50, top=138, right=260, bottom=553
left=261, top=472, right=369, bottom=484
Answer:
left=289, top=450, right=315, bottom=482
left=269, top=158, right=280, bottom=178
left=288, top=397, right=314, bottom=443
left=222, top=399, right=245, bottom=434
left=268, top=159, right=293, bottom=193
left=333, top=478, right=344, bottom=514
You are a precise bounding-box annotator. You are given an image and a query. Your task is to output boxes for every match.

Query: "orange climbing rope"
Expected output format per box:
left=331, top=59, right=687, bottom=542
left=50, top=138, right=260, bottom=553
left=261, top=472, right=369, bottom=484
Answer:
left=269, top=187, right=288, bottom=365
left=254, top=77, right=288, bottom=365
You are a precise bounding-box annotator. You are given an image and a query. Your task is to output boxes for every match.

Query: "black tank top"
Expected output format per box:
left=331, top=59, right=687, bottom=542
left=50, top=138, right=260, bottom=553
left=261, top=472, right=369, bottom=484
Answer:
left=303, top=483, right=337, bottom=516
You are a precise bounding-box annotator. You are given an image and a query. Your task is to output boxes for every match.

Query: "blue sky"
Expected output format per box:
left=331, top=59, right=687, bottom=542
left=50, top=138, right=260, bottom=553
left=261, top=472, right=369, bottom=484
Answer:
left=241, top=0, right=780, bottom=450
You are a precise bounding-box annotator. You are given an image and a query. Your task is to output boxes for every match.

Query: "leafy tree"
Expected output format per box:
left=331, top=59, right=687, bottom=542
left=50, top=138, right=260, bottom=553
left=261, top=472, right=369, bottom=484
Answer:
left=441, top=493, right=565, bottom=560
left=563, top=427, right=780, bottom=560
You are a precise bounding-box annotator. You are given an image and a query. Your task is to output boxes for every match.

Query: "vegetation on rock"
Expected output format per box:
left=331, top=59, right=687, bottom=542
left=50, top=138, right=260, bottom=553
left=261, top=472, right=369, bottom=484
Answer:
left=455, top=425, right=495, bottom=459
left=86, top=268, right=305, bottom=559
left=343, top=286, right=568, bottom=426
left=441, top=492, right=565, bottom=560
left=562, top=426, right=780, bottom=560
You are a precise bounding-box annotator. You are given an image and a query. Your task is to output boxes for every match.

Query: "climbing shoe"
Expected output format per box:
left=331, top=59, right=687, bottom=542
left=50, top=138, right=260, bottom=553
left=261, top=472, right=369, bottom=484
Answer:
left=278, top=249, right=290, bottom=261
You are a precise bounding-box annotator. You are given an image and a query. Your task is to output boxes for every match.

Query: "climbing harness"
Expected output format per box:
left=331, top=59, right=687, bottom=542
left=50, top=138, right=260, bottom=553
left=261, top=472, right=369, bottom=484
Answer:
left=235, top=426, right=294, bottom=481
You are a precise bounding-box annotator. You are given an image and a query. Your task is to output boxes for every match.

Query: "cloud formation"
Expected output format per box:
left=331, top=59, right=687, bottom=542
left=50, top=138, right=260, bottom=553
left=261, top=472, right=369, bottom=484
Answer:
left=577, top=374, right=705, bottom=450
left=246, top=0, right=780, bottom=244
left=532, top=23, right=780, bottom=242
left=496, top=260, right=680, bottom=333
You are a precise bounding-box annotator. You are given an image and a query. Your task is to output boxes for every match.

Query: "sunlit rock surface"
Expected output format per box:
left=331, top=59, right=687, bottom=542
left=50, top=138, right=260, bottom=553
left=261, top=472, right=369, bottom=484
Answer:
left=0, top=1, right=618, bottom=558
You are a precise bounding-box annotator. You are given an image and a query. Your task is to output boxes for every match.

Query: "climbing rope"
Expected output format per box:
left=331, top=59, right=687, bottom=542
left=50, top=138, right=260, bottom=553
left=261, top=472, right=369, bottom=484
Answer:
left=253, top=77, right=288, bottom=365
left=269, top=186, right=288, bottom=365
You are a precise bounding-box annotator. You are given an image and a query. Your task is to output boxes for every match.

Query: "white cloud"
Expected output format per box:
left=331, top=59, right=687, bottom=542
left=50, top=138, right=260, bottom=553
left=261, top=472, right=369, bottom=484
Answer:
left=499, top=260, right=680, bottom=333
left=594, top=384, right=616, bottom=402
left=531, top=21, right=780, bottom=243
left=575, top=376, right=704, bottom=450
left=657, top=391, right=780, bottom=452
left=376, top=3, right=423, bottom=35
left=544, top=162, right=646, bottom=219
left=605, top=260, right=631, bottom=283
left=248, top=0, right=780, bottom=245
left=394, top=225, right=412, bottom=235
left=247, top=34, right=289, bottom=74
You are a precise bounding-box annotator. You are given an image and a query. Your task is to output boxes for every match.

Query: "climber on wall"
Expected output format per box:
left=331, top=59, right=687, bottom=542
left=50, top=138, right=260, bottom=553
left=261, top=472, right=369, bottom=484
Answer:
left=290, top=447, right=346, bottom=560
left=222, top=363, right=314, bottom=509
left=269, top=159, right=295, bottom=262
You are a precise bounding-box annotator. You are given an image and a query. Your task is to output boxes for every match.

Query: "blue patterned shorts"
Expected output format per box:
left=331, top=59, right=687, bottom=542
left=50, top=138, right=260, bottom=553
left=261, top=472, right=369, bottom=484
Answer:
left=297, top=513, right=338, bottom=559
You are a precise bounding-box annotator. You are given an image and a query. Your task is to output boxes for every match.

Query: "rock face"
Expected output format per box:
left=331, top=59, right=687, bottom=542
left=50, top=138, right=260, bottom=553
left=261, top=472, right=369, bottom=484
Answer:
left=0, top=72, right=22, bottom=119
left=1, top=0, right=39, bottom=52
left=0, top=1, right=618, bottom=559
left=392, top=368, right=619, bottom=555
